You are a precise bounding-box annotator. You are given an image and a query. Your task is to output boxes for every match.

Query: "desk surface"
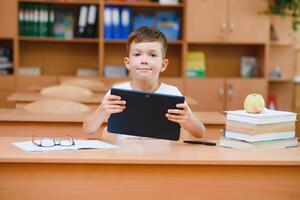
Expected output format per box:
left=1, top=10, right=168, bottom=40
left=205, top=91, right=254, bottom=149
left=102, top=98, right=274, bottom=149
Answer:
left=1, top=134, right=299, bottom=166
left=0, top=109, right=224, bottom=124
left=7, top=91, right=198, bottom=105
left=7, top=92, right=105, bottom=104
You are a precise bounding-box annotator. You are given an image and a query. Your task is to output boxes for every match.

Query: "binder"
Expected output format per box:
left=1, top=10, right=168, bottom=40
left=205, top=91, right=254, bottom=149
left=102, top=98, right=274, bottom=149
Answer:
left=104, top=6, right=113, bottom=39
left=48, top=5, right=55, bottom=37
left=75, top=5, right=88, bottom=38
left=86, top=5, right=98, bottom=38
left=156, top=11, right=180, bottom=40
left=19, top=4, right=25, bottom=36
left=120, top=7, right=131, bottom=39
left=133, top=13, right=155, bottom=30
left=111, top=6, right=120, bottom=39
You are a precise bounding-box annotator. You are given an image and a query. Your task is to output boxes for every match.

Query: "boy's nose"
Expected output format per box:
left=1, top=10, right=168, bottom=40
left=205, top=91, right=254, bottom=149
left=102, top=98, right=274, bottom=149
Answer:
left=140, top=56, right=148, bottom=65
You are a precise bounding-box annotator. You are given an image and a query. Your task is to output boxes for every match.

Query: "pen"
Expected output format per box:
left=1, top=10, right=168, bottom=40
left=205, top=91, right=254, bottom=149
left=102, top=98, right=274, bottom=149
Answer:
left=183, top=140, right=216, bottom=146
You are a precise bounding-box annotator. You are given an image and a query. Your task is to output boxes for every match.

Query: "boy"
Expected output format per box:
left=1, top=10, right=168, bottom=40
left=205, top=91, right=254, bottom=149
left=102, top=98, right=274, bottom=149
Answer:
left=83, top=26, right=205, bottom=138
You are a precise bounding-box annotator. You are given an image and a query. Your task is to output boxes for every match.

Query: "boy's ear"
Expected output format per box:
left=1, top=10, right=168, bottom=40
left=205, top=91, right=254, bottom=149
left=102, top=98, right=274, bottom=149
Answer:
left=124, top=57, right=130, bottom=70
left=160, top=58, right=168, bottom=72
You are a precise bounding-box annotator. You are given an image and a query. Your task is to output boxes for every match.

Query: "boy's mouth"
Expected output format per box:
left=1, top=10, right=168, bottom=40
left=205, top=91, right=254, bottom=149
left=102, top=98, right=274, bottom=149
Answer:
left=137, top=67, right=152, bottom=71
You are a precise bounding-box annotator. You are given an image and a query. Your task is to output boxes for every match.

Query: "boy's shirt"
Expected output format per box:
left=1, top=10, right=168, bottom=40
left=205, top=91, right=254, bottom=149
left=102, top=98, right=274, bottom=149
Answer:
left=108, top=81, right=183, bottom=96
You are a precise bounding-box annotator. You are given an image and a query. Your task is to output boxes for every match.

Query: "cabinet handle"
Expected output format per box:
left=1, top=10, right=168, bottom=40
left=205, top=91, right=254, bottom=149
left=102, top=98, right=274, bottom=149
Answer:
left=218, top=87, right=224, bottom=99
left=227, top=83, right=233, bottom=101
left=229, top=21, right=235, bottom=33
left=220, top=20, right=227, bottom=32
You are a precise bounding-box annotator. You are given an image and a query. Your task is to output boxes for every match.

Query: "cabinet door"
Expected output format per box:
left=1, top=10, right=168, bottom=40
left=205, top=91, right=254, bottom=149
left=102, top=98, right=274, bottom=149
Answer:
left=186, top=0, right=227, bottom=42
left=185, top=78, right=225, bottom=111
left=226, top=78, right=267, bottom=110
left=0, top=0, right=17, bottom=38
left=228, top=0, right=269, bottom=43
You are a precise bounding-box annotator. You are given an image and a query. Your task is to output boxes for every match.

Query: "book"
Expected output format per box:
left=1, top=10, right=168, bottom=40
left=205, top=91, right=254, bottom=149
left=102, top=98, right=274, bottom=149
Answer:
left=219, top=137, right=298, bottom=151
left=226, top=109, right=297, bottom=124
left=240, top=56, right=257, bottom=78
left=156, top=11, right=180, bottom=40
left=76, top=68, right=98, bottom=77
left=186, top=51, right=206, bottom=77
left=225, top=120, right=295, bottom=135
left=104, top=65, right=127, bottom=78
left=224, top=130, right=295, bottom=142
left=18, top=67, right=41, bottom=76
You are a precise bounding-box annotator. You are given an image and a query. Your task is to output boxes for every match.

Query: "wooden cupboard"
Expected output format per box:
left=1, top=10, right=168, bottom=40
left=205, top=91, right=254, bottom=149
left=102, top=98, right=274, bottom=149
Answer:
left=185, top=78, right=267, bottom=111
left=187, top=0, right=269, bottom=43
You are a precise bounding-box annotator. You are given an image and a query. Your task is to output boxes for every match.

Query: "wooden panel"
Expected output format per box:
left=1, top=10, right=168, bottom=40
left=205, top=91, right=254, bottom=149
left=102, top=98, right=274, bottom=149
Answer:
left=226, top=78, right=267, bottom=110
left=269, top=46, right=294, bottom=79
left=296, top=50, right=300, bottom=76
left=228, top=0, right=269, bottom=43
left=271, top=16, right=294, bottom=43
left=19, top=42, right=99, bottom=75
left=0, top=75, right=15, bottom=90
left=0, top=91, right=15, bottom=108
left=185, top=78, right=225, bottom=111
left=16, top=75, right=59, bottom=91
left=188, top=44, right=264, bottom=78
left=0, top=0, right=17, bottom=38
left=187, top=0, right=227, bottom=42
left=269, top=82, right=294, bottom=111
left=1, top=164, right=300, bottom=200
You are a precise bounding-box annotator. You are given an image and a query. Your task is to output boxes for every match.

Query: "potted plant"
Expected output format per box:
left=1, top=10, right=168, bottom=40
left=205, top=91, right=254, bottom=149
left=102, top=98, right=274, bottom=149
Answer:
left=267, top=0, right=300, bottom=31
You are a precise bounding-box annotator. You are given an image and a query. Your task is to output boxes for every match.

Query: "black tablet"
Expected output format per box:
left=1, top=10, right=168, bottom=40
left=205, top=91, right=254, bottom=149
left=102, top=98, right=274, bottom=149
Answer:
left=107, top=88, right=185, bottom=141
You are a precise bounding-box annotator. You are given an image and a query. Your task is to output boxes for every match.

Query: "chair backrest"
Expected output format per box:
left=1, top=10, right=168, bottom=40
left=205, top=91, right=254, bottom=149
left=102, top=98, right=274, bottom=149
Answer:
left=61, top=78, right=106, bottom=92
left=40, top=85, right=93, bottom=100
left=24, top=99, right=91, bottom=115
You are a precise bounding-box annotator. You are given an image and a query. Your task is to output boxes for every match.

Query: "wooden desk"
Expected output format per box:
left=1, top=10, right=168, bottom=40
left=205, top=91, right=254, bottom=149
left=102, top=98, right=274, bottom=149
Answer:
left=0, top=108, right=103, bottom=138
left=0, top=131, right=299, bottom=200
left=0, top=109, right=224, bottom=139
left=7, top=92, right=106, bottom=109
left=7, top=92, right=198, bottom=109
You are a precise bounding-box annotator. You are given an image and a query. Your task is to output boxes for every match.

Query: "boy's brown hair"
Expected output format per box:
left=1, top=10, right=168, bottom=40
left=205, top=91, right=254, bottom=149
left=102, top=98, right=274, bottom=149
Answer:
left=127, top=26, right=168, bottom=58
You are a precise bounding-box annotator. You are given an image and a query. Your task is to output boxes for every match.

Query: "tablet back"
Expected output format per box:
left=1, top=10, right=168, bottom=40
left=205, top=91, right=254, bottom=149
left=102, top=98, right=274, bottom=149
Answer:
left=107, top=88, right=185, bottom=140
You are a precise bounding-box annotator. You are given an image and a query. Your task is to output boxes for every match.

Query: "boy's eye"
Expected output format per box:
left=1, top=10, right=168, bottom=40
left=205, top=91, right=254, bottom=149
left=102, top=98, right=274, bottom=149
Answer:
left=150, top=54, right=157, bottom=57
left=133, top=53, right=140, bottom=56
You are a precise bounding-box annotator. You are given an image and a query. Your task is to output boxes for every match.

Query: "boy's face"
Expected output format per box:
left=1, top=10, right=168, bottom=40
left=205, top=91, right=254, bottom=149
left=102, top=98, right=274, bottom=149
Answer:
left=124, top=41, right=168, bottom=82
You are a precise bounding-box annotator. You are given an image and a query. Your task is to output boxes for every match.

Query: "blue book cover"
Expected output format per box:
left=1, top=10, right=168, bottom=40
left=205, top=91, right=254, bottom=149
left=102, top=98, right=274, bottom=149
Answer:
left=120, top=7, right=131, bottom=39
left=133, top=13, right=155, bottom=30
left=156, top=11, right=180, bottom=40
left=104, top=6, right=113, bottom=39
left=111, top=6, right=121, bottom=39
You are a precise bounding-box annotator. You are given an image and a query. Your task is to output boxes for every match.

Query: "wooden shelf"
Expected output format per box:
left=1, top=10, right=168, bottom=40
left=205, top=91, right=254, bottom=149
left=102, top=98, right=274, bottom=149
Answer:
left=270, top=41, right=294, bottom=46
left=268, top=78, right=293, bottom=82
left=105, top=1, right=184, bottom=8
left=19, top=0, right=99, bottom=5
left=19, top=37, right=99, bottom=43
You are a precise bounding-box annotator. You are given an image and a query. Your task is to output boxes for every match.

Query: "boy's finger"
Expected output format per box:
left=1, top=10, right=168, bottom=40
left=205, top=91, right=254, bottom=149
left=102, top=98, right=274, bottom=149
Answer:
left=168, top=109, right=185, bottom=115
left=107, top=95, right=122, bottom=100
left=105, top=105, right=125, bottom=109
left=166, top=113, right=186, bottom=120
left=176, top=103, right=187, bottom=108
left=108, top=109, right=124, bottom=113
left=106, top=100, right=126, bottom=105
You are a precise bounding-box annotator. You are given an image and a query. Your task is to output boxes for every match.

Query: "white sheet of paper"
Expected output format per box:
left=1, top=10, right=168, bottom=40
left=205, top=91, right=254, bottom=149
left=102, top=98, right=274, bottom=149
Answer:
left=13, top=139, right=118, bottom=152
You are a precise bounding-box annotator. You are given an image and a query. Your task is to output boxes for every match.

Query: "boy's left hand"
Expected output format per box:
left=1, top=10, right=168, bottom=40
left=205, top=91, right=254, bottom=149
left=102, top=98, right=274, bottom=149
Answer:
left=166, top=103, right=191, bottom=128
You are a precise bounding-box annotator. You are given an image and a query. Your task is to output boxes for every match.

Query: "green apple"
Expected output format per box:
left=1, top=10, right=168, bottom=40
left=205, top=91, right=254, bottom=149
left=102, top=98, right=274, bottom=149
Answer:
left=244, top=94, right=265, bottom=114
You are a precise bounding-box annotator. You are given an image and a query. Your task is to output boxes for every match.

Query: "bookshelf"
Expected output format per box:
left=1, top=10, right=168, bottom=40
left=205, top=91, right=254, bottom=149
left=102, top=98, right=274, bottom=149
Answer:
left=0, top=0, right=296, bottom=112
left=267, top=16, right=295, bottom=111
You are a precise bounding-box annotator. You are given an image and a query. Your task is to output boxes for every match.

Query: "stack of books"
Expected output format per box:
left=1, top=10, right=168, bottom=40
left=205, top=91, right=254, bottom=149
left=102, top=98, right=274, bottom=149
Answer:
left=220, top=109, right=298, bottom=151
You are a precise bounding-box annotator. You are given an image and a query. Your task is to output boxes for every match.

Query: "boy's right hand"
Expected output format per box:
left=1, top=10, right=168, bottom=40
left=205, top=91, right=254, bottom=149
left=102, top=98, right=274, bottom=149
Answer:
left=101, top=95, right=126, bottom=118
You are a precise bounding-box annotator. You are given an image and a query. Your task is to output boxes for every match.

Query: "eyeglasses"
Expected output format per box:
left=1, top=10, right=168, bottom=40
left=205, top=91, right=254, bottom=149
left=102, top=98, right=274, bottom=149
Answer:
left=32, top=135, right=75, bottom=147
